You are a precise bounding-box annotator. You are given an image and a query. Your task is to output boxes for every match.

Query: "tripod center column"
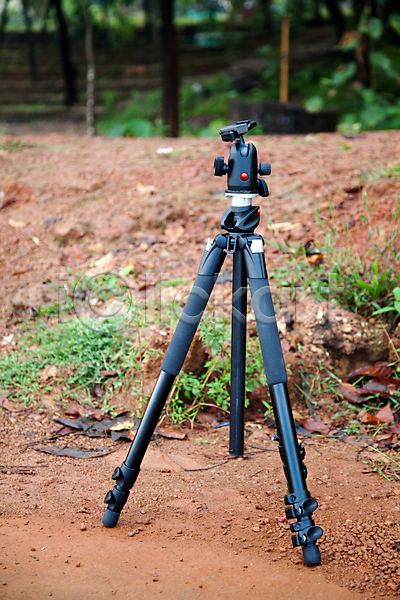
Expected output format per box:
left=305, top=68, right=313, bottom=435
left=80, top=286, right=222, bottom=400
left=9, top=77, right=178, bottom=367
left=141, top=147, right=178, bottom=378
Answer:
left=229, top=246, right=248, bottom=456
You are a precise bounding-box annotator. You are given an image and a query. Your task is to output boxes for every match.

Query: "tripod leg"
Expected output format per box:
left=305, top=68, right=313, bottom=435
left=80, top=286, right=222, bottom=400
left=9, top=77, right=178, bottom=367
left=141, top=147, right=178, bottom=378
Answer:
left=102, top=239, right=226, bottom=528
left=243, top=236, right=322, bottom=567
left=230, top=248, right=247, bottom=456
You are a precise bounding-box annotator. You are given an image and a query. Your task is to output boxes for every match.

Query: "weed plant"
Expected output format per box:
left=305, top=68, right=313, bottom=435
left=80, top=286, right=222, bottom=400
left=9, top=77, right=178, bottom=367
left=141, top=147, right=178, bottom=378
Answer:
left=166, top=312, right=269, bottom=424
left=0, top=296, right=270, bottom=423
left=266, top=186, right=400, bottom=325
left=362, top=447, right=400, bottom=482
left=0, top=319, right=137, bottom=408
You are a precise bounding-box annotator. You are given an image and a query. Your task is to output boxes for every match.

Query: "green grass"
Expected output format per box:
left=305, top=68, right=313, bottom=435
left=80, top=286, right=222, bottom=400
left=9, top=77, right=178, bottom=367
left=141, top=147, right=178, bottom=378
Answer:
left=265, top=187, right=400, bottom=323
left=0, top=293, right=269, bottom=422
left=166, top=314, right=269, bottom=424
left=362, top=447, right=400, bottom=482
left=0, top=319, right=138, bottom=408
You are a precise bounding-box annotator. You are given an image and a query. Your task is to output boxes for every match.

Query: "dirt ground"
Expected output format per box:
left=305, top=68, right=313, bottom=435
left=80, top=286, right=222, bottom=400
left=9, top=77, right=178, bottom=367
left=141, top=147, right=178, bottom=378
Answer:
left=0, top=128, right=400, bottom=599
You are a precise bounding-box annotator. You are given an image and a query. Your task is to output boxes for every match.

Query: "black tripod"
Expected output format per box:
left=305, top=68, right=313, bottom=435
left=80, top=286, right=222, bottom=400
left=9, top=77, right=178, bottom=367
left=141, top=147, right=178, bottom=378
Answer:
left=102, top=120, right=323, bottom=567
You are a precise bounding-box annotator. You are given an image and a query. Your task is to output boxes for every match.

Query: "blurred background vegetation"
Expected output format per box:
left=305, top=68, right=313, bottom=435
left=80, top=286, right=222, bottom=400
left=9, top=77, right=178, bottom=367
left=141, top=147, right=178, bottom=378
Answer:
left=0, top=0, right=399, bottom=136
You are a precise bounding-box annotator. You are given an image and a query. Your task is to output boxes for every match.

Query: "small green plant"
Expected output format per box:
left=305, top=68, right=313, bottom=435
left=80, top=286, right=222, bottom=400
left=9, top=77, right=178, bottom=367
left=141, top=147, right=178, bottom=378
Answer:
left=0, top=318, right=143, bottom=407
left=0, top=139, right=31, bottom=152
left=362, top=447, right=400, bottom=482
left=372, top=287, right=400, bottom=317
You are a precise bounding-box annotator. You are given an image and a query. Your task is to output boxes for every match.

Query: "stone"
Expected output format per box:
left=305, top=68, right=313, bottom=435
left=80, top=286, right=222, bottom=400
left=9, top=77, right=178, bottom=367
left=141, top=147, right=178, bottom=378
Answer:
left=0, top=181, right=35, bottom=209
left=53, top=220, right=86, bottom=241
left=294, top=297, right=388, bottom=377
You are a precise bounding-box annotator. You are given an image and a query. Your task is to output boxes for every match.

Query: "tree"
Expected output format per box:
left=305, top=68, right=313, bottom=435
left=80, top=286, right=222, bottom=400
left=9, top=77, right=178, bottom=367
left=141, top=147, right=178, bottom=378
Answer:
left=353, top=0, right=371, bottom=87
left=21, top=0, right=38, bottom=81
left=323, top=0, right=346, bottom=41
left=160, top=0, right=179, bottom=137
left=84, top=2, right=95, bottom=135
left=0, top=0, right=11, bottom=45
left=51, top=0, right=77, bottom=106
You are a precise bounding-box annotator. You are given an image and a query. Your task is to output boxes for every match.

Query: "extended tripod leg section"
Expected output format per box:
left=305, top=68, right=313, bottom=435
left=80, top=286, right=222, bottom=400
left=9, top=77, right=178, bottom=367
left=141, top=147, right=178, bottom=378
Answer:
left=270, top=384, right=322, bottom=566
left=102, top=238, right=226, bottom=528
left=243, top=236, right=322, bottom=566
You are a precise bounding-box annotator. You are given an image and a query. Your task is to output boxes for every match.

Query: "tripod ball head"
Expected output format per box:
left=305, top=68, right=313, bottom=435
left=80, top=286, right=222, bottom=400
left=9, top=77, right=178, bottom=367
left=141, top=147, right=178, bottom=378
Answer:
left=214, top=120, right=270, bottom=198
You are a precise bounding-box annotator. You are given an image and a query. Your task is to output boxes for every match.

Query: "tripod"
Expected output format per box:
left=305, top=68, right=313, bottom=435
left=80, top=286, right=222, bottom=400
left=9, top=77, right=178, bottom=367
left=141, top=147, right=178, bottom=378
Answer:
left=102, top=120, right=323, bottom=567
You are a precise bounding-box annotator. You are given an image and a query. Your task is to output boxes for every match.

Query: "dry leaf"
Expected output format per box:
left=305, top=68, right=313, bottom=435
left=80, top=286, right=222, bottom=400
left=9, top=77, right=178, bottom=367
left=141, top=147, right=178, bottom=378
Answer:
left=374, top=404, right=394, bottom=424
left=154, top=427, right=186, bottom=440
left=41, top=364, right=57, bottom=380
left=298, top=418, right=330, bottom=435
left=268, top=222, right=302, bottom=232
left=8, top=218, right=27, bottom=228
left=358, top=404, right=394, bottom=425
left=110, top=419, right=137, bottom=431
left=1, top=396, right=22, bottom=412
left=64, top=400, right=105, bottom=421
left=136, top=182, right=157, bottom=195
left=345, top=362, right=394, bottom=382
left=337, top=382, right=366, bottom=403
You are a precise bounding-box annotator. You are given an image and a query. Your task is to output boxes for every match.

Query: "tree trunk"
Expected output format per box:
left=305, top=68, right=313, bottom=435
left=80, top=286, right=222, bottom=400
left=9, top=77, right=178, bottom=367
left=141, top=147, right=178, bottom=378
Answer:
left=40, top=0, right=52, bottom=40
left=0, top=0, right=11, bottom=46
left=85, top=2, right=95, bottom=136
left=280, top=15, right=290, bottom=103
left=323, top=0, right=346, bottom=41
left=21, top=0, right=37, bottom=81
left=257, top=0, right=273, bottom=35
left=52, top=0, right=77, bottom=106
left=142, top=0, right=155, bottom=43
left=160, top=0, right=179, bottom=137
left=353, top=0, right=370, bottom=87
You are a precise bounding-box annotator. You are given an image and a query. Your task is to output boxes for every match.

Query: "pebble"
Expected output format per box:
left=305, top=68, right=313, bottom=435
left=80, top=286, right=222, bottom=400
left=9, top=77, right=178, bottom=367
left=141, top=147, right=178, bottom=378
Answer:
left=80, top=524, right=87, bottom=531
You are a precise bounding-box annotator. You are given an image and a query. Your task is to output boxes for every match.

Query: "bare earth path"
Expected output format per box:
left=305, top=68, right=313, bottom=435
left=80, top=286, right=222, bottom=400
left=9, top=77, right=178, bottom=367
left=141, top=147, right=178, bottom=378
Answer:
left=0, top=130, right=400, bottom=599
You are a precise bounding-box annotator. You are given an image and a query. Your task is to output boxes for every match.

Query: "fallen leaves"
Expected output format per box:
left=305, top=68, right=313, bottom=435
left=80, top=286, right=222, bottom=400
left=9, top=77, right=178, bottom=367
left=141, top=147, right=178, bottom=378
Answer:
left=136, top=182, right=158, bottom=195
left=0, top=390, right=21, bottom=412
left=345, top=362, right=395, bottom=382
left=298, top=418, right=331, bottom=435
left=358, top=404, right=394, bottom=425
left=32, top=445, right=115, bottom=459
left=50, top=402, right=186, bottom=445
left=41, top=364, right=58, bottom=381
left=338, top=361, right=400, bottom=404
left=63, top=400, right=105, bottom=421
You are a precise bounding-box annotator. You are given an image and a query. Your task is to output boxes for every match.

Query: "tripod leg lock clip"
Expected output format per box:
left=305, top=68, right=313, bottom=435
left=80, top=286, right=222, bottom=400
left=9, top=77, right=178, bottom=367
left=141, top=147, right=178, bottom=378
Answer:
left=103, top=463, right=140, bottom=513
left=111, top=462, right=140, bottom=488
left=283, top=490, right=323, bottom=548
left=284, top=491, right=318, bottom=520
left=291, top=524, right=323, bottom=547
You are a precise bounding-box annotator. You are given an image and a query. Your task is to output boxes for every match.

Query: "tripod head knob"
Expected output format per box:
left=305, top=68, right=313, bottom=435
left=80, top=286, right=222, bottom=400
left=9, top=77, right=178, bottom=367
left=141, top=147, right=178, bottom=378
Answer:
left=258, top=162, right=271, bottom=176
left=257, top=178, right=269, bottom=197
left=214, top=156, right=228, bottom=177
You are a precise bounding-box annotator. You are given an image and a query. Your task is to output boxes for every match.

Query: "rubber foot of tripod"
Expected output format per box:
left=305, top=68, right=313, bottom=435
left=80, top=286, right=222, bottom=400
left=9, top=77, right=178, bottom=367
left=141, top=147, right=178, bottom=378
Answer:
left=102, top=508, right=120, bottom=528
left=302, top=544, right=321, bottom=567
